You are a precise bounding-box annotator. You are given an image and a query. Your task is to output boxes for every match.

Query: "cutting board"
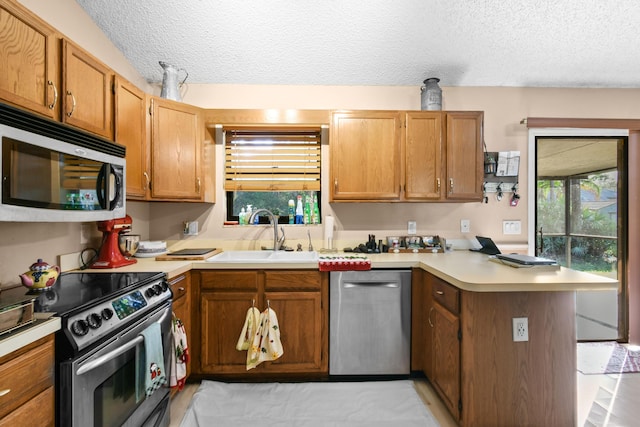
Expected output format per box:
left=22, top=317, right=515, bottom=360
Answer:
left=155, top=248, right=221, bottom=260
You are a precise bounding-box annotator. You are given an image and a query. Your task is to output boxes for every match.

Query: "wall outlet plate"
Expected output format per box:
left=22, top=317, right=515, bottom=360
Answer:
left=512, top=317, right=529, bottom=342
left=460, top=219, right=470, bottom=233
left=408, top=221, right=417, bottom=235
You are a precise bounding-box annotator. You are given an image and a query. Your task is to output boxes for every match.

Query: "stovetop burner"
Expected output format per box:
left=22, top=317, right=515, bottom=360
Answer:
left=33, top=271, right=163, bottom=316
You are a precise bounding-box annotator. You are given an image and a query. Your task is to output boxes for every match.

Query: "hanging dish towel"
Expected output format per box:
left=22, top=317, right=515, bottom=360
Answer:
left=170, top=315, right=190, bottom=390
left=236, top=306, right=261, bottom=351
left=246, top=307, right=284, bottom=370
left=139, top=322, right=167, bottom=397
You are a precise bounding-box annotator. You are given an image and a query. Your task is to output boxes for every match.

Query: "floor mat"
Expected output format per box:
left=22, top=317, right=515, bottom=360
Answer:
left=179, top=380, right=441, bottom=427
left=578, top=342, right=640, bottom=374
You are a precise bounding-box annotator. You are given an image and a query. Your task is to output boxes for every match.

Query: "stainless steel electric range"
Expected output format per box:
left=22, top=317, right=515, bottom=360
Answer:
left=33, top=271, right=172, bottom=427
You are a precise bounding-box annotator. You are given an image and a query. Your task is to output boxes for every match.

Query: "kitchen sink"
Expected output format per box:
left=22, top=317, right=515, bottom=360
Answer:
left=206, top=250, right=319, bottom=263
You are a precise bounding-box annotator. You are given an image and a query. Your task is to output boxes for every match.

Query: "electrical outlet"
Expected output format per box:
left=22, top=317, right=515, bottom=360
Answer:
left=460, top=219, right=470, bottom=233
left=80, top=223, right=92, bottom=244
left=408, top=221, right=417, bottom=235
left=512, top=317, right=529, bottom=342
left=503, top=220, right=522, bottom=235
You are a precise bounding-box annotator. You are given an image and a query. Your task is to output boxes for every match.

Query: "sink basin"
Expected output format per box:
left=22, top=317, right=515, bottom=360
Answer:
left=207, top=250, right=319, bottom=263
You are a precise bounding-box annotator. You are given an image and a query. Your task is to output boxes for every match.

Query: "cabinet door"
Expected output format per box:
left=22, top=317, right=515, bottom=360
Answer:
left=432, top=302, right=461, bottom=420
left=169, top=273, right=191, bottom=380
left=0, top=0, right=59, bottom=120
left=150, top=97, right=202, bottom=200
left=115, top=77, right=148, bottom=199
left=200, top=291, right=257, bottom=373
left=61, top=40, right=113, bottom=139
left=445, top=112, right=483, bottom=201
left=263, top=291, right=326, bottom=373
left=330, top=111, right=402, bottom=201
left=405, top=112, right=443, bottom=200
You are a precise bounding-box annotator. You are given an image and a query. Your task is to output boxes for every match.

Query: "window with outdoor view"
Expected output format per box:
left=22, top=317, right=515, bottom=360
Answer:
left=223, top=127, right=322, bottom=225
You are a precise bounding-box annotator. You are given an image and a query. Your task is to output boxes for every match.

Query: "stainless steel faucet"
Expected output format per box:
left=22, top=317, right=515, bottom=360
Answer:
left=248, top=208, right=284, bottom=251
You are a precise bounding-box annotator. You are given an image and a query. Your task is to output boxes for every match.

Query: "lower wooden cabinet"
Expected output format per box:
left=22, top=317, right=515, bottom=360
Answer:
left=413, top=271, right=578, bottom=427
left=0, top=335, right=55, bottom=425
left=193, top=269, right=328, bottom=376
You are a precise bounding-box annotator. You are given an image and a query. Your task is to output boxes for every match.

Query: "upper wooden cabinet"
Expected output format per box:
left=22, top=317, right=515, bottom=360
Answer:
left=150, top=97, right=204, bottom=200
left=61, top=39, right=114, bottom=139
left=0, top=0, right=60, bottom=120
left=330, top=111, right=402, bottom=201
left=445, top=111, right=484, bottom=201
left=330, top=110, right=483, bottom=202
left=115, top=76, right=148, bottom=199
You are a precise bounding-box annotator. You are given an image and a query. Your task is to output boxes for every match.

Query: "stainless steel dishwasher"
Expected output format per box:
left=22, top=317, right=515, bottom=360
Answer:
left=330, top=270, right=411, bottom=375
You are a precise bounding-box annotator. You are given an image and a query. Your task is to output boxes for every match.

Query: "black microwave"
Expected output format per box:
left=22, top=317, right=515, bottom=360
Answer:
left=0, top=103, right=126, bottom=222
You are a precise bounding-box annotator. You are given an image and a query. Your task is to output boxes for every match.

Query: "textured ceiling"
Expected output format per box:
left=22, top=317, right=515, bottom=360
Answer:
left=75, top=0, right=640, bottom=88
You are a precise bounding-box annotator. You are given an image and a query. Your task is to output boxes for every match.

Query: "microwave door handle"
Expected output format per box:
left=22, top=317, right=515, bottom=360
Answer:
left=76, top=308, right=170, bottom=376
left=109, top=165, right=121, bottom=210
left=96, top=164, right=107, bottom=209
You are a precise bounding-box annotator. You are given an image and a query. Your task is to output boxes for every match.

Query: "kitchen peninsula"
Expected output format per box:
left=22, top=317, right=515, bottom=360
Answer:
left=1, top=251, right=616, bottom=427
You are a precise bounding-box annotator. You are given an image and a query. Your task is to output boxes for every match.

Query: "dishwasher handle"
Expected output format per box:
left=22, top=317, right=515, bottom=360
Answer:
left=343, top=282, right=399, bottom=288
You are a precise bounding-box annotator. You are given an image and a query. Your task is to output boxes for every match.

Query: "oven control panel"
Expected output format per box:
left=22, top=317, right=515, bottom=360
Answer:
left=65, top=279, right=171, bottom=351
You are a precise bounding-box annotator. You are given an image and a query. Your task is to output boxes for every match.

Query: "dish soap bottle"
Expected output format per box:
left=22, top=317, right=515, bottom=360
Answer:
left=239, top=207, right=246, bottom=225
left=295, top=196, right=303, bottom=224
left=288, top=199, right=295, bottom=224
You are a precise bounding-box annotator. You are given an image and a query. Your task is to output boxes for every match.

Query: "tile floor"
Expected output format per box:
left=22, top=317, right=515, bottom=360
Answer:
left=169, top=346, right=640, bottom=427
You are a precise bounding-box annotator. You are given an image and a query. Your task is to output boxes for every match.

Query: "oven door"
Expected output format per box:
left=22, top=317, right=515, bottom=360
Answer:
left=60, top=301, right=172, bottom=427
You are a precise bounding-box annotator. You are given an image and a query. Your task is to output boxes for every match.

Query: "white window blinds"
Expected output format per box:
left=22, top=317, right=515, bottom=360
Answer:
left=224, top=126, right=321, bottom=191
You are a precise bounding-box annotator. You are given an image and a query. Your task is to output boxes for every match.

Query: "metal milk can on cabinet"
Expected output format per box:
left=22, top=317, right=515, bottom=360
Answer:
left=159, top=61, right=188, bottom=102
left=420, top=77, right=442, bottom=110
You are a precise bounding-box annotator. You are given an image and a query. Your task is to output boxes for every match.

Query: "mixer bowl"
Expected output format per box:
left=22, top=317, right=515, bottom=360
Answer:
left=118, top=234, right=140, bottom=257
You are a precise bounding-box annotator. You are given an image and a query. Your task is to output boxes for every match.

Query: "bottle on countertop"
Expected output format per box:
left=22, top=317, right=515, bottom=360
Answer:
left=303, top=195, right=311, bottom=224
left=295, top=195, right=303, bottom=224
left=253, top=207, right=260, bottom=225
left=288, top=199, right=295, bottom=224
left=246, top=205, right=252, bottom=225
left=239, top=207, right=246, bottom=225
left=312, top=194, right=320, bottom=224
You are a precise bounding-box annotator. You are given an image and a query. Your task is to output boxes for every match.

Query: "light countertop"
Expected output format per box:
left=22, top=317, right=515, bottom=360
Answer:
left=82, top=250, right=618, bottom=292
left=0, top=314, right=61, bottom=359
left=3, top=250, right=616, bottom=359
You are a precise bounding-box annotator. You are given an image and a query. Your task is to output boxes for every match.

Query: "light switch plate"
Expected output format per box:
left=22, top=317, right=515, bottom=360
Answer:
left=408, top=221, right=417, bottom=235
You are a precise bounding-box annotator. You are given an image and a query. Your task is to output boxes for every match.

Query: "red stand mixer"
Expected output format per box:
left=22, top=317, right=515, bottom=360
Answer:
left=91, top=215, right=138, bottom=268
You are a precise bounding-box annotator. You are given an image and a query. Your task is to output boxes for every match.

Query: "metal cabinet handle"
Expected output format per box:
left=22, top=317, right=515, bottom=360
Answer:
left=196, top=178, right=201, bottom=193
left=449, top=178, right=454, bottom=193
left=168, top=274, right=186, bottom=286
left=0, top=389, right=11, bottom=397
left=66, top=91, right=76, bottom=117
left=47, top=80, right=58, bottom=109
left=143, top=172, right=150, bottom=191
left=428, top=306, right=434, bottom=328
left=177, top=287, right=185, bottom=292
left=436, top=290, right=444, bottom=295
left=436, top=178, right=441, bottom=191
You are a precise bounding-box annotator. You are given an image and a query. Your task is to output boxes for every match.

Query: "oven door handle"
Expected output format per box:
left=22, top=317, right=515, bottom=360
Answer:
left=76, top=309, right=170, bottom=376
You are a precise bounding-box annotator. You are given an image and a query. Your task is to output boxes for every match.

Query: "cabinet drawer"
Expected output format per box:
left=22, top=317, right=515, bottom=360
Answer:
left=199, top=271, right=258, bottom=291
left=265, top=271, right=321, bottom=290
left=432, top=276, right=459, bottom=314
left=0, top=336, right=54, bottom=419
left=169, top=273, right=191, bottom=301
left=0, top=386, right=54, bottom=427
